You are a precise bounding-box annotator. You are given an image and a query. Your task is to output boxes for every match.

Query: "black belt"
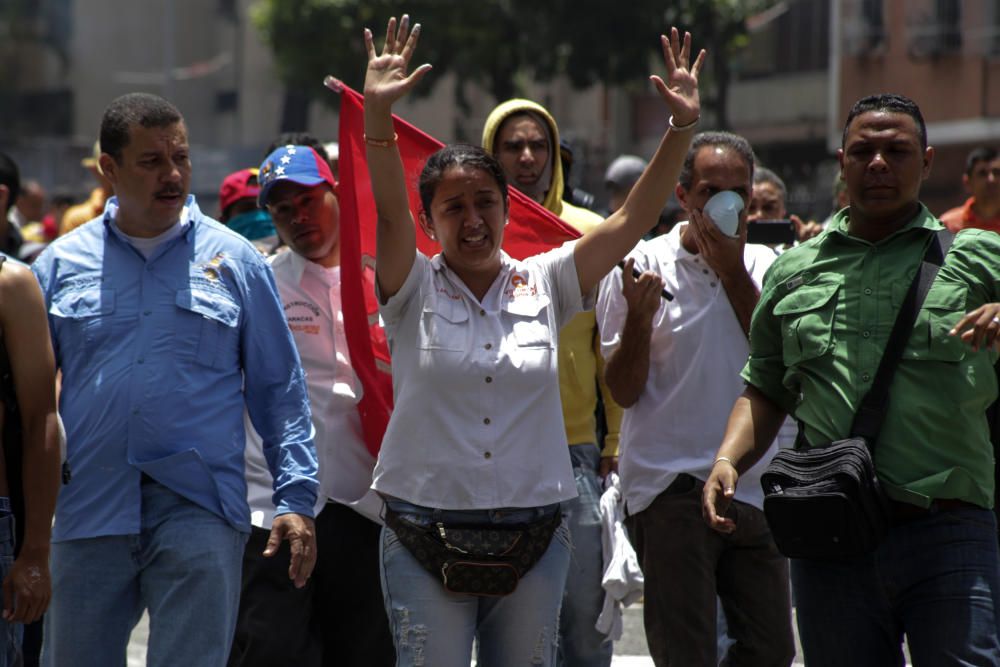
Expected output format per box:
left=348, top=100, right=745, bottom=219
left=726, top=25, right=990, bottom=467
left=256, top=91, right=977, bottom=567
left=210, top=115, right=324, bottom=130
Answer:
left=888, top=498, right=980, bottom=523
left=664, top=473, right=698, bottom=495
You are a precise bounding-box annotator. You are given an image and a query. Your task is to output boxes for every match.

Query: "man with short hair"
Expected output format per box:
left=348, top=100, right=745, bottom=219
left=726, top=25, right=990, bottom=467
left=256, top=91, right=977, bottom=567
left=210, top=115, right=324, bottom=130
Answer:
left=747, top=167, right=787, bottom=223
left=750, top=167, right=823, bottom=244
left=32, top=93, right=319, bottom=667
left=227, top=145, right=394, bottom=667
left=705, top=93, right=1000, bottom=665
left=483, top=100, right=623, bottom=667
left=940, top=145, right=1000, bottom=233
left=599, top=131, right=792, bottom=666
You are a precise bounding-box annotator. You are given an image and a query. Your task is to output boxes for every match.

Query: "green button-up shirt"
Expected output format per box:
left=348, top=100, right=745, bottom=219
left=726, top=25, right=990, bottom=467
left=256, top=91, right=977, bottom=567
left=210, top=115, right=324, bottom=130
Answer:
left=744, top=205, right=1000, bottom=508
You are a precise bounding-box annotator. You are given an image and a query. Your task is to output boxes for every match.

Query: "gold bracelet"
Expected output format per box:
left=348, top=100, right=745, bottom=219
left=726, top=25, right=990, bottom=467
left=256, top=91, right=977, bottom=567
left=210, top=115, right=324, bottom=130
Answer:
left=713, top=456, right=736, bottom=468
left=364, top=132, right=398, bottom=148
left=668, top=115, right=699, bottom=132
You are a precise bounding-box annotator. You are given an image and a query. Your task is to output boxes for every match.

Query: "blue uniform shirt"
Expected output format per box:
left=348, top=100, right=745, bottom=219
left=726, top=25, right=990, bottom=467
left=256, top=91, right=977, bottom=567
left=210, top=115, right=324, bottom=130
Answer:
left=32, top=196, right=318, bottom=542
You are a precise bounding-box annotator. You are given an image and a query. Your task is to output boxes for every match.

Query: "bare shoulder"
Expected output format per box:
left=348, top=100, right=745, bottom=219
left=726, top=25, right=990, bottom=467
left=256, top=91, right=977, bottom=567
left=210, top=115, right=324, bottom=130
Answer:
left=0, top=257, right=36, bottom=291
left=0, top=258, right=43, bottom=320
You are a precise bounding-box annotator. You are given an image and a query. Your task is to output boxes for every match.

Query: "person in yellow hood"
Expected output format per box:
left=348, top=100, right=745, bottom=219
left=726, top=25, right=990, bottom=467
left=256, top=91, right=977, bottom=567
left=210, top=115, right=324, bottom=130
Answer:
left=483, top=99, right=623, bottom=666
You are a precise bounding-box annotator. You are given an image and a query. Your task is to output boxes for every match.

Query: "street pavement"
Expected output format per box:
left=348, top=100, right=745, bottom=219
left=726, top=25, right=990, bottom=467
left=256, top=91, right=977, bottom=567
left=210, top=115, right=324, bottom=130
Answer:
left=127, top=602, right=914, bottom=666
left=128, top=602, right=906, bottom=666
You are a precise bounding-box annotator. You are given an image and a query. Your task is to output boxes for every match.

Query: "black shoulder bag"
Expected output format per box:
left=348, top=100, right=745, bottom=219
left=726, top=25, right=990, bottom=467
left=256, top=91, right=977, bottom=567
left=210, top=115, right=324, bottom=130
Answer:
left=760, top=229, right=954, bottom=560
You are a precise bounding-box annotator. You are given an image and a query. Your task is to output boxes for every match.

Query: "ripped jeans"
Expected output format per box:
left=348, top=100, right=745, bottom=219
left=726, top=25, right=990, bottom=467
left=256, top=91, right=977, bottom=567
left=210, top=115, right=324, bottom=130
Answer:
left=379, top=501, right=571, bottom=667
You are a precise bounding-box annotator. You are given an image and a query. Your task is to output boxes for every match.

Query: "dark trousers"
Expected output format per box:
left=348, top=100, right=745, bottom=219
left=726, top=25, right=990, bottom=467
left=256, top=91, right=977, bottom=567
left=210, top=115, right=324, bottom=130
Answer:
left=792, top=507, right=1000, bottom=666
left=228, top=502, right=395, bottom=667
left=625, top=474, right=794, bottom=667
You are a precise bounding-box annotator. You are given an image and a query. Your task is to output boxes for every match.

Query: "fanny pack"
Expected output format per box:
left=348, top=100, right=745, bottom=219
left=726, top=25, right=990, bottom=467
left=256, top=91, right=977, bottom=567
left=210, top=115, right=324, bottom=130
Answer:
left=761, top=229, right=953, bottom=560
left=383, top=505, right=562, bottom=597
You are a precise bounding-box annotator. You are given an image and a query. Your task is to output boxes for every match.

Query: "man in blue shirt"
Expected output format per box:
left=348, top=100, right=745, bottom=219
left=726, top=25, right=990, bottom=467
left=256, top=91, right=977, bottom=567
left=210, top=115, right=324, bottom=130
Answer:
left=32, top=93, right=320, bottom=667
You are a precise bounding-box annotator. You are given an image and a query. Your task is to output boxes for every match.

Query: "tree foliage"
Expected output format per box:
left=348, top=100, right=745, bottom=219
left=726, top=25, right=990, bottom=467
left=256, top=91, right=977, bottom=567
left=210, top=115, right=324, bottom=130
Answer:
left=252, top=0, right=777, bottom=129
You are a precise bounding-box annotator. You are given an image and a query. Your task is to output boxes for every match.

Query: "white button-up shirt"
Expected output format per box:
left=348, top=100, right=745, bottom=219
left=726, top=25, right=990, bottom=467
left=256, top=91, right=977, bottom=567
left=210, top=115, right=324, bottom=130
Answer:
left=597, top=225, right=777, bottom=514
left=245, top=251, right=381, bottom=527
left=373, top=244, right=587, bottom=509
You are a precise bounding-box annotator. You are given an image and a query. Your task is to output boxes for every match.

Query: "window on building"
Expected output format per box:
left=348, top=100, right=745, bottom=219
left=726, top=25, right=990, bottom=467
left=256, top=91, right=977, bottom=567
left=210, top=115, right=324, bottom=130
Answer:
left=861, top=0, right=886, bottom=49
left=842, top=0, right=886, bottom=56
left=908, top=0, right=963, bottom=59
left=739, top=0, right=830, bottom=78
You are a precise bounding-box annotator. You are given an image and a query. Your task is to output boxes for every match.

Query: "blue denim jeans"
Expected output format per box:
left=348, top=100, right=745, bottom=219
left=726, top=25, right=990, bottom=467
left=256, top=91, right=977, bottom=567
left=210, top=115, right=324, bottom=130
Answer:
left=380, top=501, right=571, bottom=667
left=792, top=506, right=1000, bottom=666
left=0, top=499, right=21, bottom=667
left=557, top=444, right=612, bottom=667
left=42, top=480, right=248, bottom=667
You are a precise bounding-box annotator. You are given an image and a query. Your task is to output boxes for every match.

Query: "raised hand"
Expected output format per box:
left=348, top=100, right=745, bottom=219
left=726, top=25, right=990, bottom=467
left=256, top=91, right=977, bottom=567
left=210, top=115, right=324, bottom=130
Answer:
left=650, top=27, right=705, bottom=128
left=363, top=15, right=432, bottom=112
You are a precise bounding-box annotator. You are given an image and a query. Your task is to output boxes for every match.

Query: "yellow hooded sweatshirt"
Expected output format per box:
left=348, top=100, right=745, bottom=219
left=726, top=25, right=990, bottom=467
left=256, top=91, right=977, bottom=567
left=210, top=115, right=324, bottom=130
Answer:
left=482, top=99, right=622, bottom=457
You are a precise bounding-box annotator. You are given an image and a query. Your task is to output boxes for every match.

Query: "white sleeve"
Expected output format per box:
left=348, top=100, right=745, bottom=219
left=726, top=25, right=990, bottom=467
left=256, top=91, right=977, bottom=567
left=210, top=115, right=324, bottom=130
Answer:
left=530, top=240, right=585, bottom=330
left=376, top=250, right=428, bottom=328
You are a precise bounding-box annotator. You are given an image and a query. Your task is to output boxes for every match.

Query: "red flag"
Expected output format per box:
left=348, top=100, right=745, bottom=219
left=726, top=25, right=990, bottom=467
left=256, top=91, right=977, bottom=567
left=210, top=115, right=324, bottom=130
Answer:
left=331, top=80, right=581, bottom=456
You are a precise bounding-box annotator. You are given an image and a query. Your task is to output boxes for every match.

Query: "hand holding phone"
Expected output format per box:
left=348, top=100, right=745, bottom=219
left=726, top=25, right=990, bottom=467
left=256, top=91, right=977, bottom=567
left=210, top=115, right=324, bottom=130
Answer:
left=747, top=219, right=796, bottom=245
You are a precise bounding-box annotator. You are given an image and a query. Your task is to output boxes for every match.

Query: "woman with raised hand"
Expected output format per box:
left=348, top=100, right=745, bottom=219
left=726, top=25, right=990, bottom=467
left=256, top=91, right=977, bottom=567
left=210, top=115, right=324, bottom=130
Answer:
left=363, top=14, right=703, bottom=667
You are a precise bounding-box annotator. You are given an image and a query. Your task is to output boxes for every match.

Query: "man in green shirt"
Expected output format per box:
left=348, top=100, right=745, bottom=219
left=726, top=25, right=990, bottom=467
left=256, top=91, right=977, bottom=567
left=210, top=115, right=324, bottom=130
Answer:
left=703, top=93, right=1000, bottom=666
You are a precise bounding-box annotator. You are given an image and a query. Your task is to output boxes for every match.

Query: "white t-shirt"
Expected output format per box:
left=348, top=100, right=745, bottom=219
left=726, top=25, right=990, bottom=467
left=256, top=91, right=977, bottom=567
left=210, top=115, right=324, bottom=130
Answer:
left=597, top=225, right=777, bottom=514
left=113, top=210, right=190, bottom=259
left=244, top=251, right=381, bottom=527
left=372, top=244, right=587, bottom=509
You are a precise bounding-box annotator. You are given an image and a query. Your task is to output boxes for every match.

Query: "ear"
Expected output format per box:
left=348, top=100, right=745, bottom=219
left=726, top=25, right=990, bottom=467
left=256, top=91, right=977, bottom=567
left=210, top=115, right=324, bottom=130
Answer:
left=962, top=173, right=972, bottom=194
left=675, top=182, right=689, bottom=211
left=418, top=211, right=436, bottom=241
left=99, top=154, right=118, bottom=186
left=0, top=184, right=8, bottom=213
left=922, top=146, right=934, bottom=181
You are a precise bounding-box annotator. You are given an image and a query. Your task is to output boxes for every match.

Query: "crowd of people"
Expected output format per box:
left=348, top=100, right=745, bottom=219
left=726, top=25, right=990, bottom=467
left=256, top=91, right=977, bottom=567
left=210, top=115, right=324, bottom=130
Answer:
left=1, top=13, right=1000, bottom=667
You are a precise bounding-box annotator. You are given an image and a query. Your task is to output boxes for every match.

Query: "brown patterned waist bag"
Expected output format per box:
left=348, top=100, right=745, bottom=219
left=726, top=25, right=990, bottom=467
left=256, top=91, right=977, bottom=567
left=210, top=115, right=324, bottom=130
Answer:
left=383, top=505, right=562, bottom=597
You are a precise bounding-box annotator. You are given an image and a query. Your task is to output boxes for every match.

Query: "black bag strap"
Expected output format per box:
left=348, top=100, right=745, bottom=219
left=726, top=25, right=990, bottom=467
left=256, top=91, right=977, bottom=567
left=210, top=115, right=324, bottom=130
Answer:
left=849, top=228, right=955, bottom=444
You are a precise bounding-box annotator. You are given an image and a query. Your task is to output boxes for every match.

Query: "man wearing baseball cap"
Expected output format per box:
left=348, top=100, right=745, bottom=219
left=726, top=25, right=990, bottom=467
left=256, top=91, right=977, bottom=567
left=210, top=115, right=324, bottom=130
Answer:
left=218, top=168, right=277, bottom=253
left=228, top=145, right=394, bottom=667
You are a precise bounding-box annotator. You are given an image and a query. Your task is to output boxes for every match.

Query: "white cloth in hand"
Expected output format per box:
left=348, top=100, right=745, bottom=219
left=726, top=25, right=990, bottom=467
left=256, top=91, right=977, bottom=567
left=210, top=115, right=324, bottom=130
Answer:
left=596, top=472, right=644, bottom=639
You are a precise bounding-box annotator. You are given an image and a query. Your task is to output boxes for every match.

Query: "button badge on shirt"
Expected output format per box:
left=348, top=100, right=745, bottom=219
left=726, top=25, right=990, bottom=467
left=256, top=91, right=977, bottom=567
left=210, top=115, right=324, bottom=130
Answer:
left=285, top=299, right=322, bottom=335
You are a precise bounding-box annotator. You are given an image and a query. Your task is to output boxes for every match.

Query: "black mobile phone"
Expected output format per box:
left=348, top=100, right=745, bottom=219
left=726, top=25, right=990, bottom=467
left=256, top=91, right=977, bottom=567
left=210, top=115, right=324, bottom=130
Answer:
left=747, top=219, right=796, bottom=245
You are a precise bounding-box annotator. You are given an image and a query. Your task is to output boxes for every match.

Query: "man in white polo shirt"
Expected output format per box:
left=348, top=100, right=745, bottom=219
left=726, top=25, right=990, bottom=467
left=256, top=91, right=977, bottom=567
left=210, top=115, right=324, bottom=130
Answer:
left=227, top=143, right=393, bottom=667
left=596, top=132, right=793, bottom=666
